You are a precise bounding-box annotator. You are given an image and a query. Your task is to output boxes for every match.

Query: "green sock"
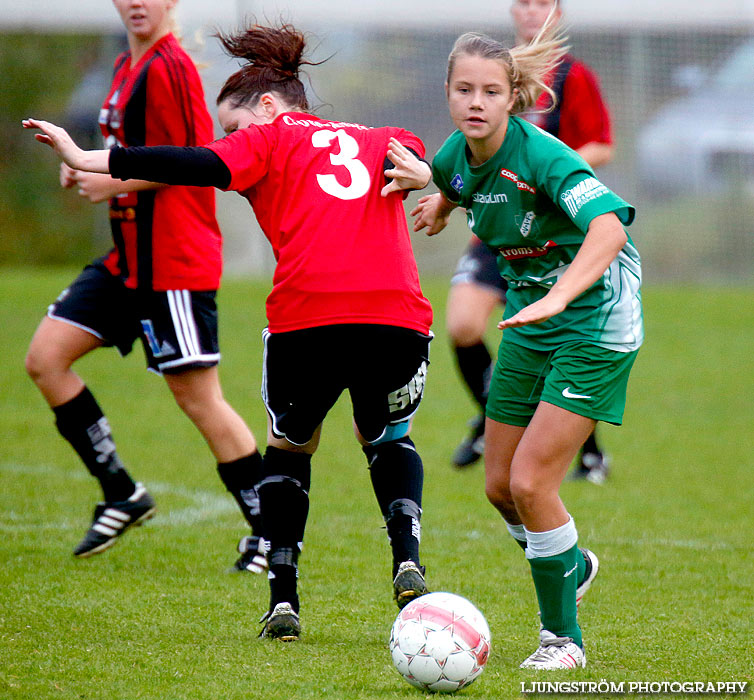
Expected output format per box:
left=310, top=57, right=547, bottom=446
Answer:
left=528, top=543, right=582, bottom=647
left=576, top=547, right=587, bottom=586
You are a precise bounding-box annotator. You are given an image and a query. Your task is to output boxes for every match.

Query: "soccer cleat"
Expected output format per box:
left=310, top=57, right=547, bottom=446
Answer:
left=73, top=483, right=156, bottom=558
left=233, top=535, right=269, bottom=574
left=519, top=629, right=586, bottom=670
left=451, top=414, right=485, bottom=468
left=259, top=602, right=300, bottom=641
left=576, top=548, right=599, bottom=608
left=572, top=451, right=610, bottom=484
left=393, top=560, right=428, bottom=609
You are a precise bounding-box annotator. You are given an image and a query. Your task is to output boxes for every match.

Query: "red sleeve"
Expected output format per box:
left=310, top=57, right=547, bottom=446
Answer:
left=557, top=61, right=613, bottom=151
left=204, top=126, right=275, bottom=192
left=145, top=49, right=212, bottom=148
left=392, top=128, right=426, bottom=159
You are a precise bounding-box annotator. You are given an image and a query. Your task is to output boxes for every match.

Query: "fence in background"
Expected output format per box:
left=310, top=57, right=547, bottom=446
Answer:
left=2, top=23, right=753, bottom=282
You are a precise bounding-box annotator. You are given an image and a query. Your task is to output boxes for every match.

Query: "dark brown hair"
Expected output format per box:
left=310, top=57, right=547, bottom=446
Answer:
left=215, top=23, right=315, bottom=111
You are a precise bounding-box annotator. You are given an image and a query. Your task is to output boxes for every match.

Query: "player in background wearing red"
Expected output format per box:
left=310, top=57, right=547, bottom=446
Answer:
left=447, top=0, right=614, bottom=483
left=24, top=0, right=266, bottom=572
left=25, top=22, right=435, bottom=642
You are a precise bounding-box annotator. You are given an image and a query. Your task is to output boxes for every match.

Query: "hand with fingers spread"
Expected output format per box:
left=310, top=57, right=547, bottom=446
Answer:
left=497, top=293, right=568, bottom=330
left=410, top=192, right=458, bottom=236
left=381, top=137, right=432, bottom=197
left=22, top=118, right=110, bottom=174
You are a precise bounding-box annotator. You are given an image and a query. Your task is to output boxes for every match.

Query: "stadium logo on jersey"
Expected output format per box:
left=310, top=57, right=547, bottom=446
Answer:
left=450, top=174, right=464, bottom=193
left=472, top=193, right=508, bottom=204
left=499, top=168, right=536, bottom=194
left=519, top=211, right=536, bottom=238
left=497, top=240, right=557, bottom=260
left=561, top=177, right=610, bottom=217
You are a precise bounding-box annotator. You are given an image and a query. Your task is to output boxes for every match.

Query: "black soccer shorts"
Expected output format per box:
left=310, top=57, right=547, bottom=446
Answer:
left=48, top=258, right=220, bottom=374
left=450, top=235, right=508, bottom=298
left=261, top=324, right=432, bottom=446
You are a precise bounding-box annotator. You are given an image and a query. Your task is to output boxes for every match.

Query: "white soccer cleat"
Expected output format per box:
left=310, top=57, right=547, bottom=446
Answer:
left=519, top=629, right=586, bottom=670
left=576, top=548, right=599, bottom=608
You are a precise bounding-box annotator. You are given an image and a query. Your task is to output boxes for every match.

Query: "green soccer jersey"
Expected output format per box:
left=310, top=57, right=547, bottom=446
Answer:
left=432, top=116, right=643, bottom=352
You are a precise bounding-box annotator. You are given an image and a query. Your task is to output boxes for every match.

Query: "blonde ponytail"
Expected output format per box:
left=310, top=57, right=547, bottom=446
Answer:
left=508, top=11, right=569, bottom=113
left=447, top=9, right=569, bottom=115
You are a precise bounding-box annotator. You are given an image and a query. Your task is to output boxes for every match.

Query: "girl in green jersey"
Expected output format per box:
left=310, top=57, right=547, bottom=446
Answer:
left=412, top=21, right=642, bottom=670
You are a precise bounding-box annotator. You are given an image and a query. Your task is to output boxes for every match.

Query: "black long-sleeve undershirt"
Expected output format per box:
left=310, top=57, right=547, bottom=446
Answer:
left=109, top=145, right=232, bottom=189
left=109, top=143, right=428, bottom=191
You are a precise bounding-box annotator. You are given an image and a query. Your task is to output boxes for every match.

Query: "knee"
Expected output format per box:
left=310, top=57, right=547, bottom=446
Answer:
left=169, top=381, right=205, bottom=419
left=508, top=469, right=538, bottom=517
left=485, top=477, right=517, bottom=521
left=447, top=316, right=485, bottom=347
left=25, top=345, right=56, bottom=384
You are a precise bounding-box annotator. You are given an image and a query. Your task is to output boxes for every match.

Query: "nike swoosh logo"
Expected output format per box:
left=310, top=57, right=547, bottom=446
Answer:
left=562, top=387, right=592, bottom=400
left=563, top=563, right=578, bottom=578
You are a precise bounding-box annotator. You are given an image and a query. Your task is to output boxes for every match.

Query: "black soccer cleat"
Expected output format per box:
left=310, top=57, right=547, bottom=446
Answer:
left=259, top=602, right=300, bottom=641
left=572, top=451, right=610, bottom=484
left=232, top=534, right=269, bottom=574
left=451, top=414, right=485, bottom=468
left=393, top=560, right=428, bottom=609
left=73, top=483, right=156, bottom=558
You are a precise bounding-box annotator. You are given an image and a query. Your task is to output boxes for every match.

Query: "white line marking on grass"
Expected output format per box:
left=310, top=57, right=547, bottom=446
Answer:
left=589, top=535, right=737, bottom=552
left=0, top=462, right=236, bottom=532
left=440, top=523, right=742, bottom=552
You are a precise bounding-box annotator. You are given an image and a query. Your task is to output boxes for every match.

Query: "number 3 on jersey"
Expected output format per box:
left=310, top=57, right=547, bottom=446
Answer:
left=312, top=129, right=370, bottom=200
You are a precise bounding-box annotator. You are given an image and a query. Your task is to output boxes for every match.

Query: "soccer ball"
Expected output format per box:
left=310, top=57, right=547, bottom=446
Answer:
left=389, top=592, right=491, bottom=693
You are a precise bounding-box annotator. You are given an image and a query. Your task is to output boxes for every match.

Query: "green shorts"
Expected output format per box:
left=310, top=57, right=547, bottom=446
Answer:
left=486, top=340, right=639, bottom=427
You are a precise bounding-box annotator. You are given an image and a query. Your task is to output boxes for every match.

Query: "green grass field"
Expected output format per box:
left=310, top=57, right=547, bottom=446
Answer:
left=1, top=269, right=753, bottom=700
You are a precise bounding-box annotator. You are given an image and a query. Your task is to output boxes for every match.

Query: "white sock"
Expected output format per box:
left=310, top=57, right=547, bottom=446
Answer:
left=506, top=522, right=527, bottom=544
left=524, top=516, right=578, bottom=559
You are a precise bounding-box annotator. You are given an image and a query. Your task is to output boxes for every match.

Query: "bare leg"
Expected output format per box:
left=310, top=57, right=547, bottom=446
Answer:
left=25, top=316, right=103, bottom=406
left=446, top=282, right=503, bottom=348
left=163, top=366, right=257, bottom=462
left=447, top=283, right=503, bottom=467
left=508, top=402, right=595, bottom=532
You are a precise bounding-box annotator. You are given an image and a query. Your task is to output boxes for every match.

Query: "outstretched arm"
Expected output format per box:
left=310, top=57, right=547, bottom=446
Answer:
left=24, top=118, right=231, bottom=189
left=24, top=119, right=110, bottom=173
left=498, top=212, right=627, bottom=330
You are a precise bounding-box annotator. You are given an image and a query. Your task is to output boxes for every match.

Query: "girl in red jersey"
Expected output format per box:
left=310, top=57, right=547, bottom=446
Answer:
left=24, top=0, right=266, bottom=571
left=25, top=21, right=435, bottom=641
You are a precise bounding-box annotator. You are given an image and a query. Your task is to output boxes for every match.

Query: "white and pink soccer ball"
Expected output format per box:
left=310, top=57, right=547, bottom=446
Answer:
left=389, top=592, right=491, bottom=693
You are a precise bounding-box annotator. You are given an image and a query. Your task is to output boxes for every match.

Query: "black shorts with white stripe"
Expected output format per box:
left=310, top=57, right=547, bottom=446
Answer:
left=140, top=288, right=220, bottom=374
left=48, top=258, right=220, bottom=374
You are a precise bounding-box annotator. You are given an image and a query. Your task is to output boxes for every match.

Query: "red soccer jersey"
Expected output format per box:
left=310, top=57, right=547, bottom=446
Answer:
left=99, top=33, right=222, bottom=291
left=206, top=112, right=433, bottom=335
left=525, top=55, right=613, bottom=150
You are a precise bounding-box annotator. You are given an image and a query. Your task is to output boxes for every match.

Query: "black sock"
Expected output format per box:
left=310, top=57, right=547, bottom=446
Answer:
left=581, top=430, right=600, bottom=456
left=268, top=549, right=300, bottom=614
left=53, top=387, right=136, bottom=502
left=454, top=342, right=493, bottom=411
left=217, top=451, right=264, bottom=534
left=364, top=436, right=423, bottom=575
left=258, top=446, right=312, bottom=613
